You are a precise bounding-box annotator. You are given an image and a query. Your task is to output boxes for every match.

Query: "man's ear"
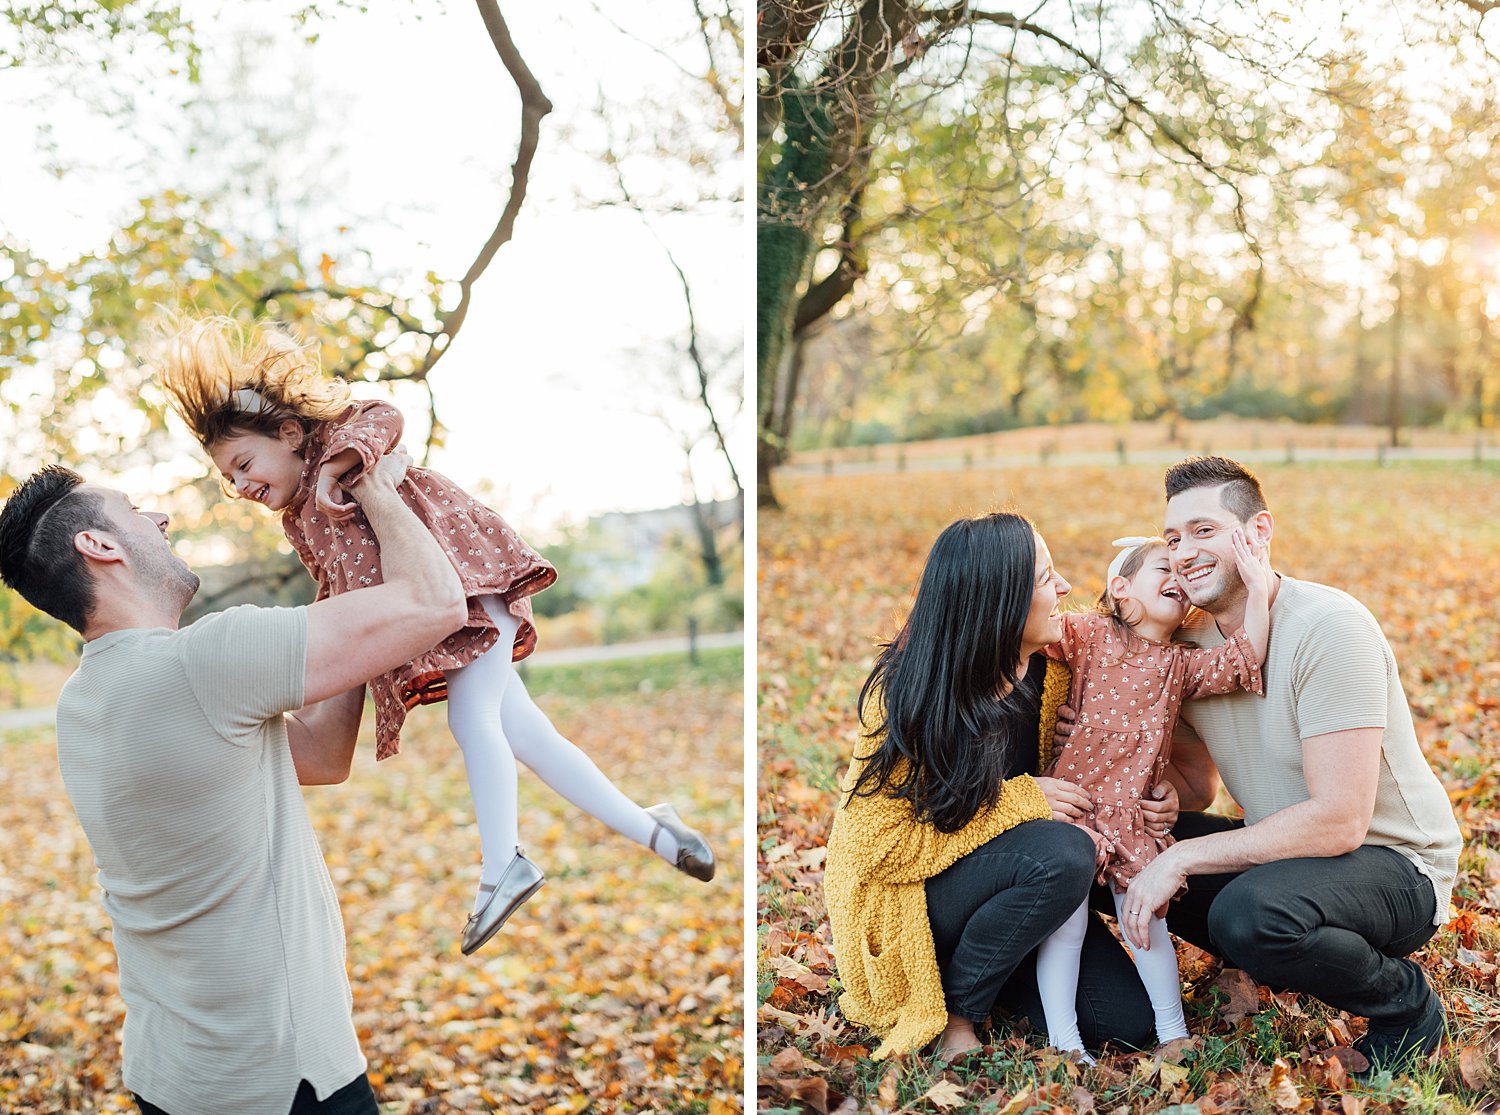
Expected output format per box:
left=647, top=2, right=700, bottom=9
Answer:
left=1249, top=510, right=1274, bottom=547
left=73, top=529, right=124, bottom=564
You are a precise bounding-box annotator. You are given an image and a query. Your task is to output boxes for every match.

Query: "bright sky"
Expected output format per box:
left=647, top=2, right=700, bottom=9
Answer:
left=0, top=0, right=744, bottom=537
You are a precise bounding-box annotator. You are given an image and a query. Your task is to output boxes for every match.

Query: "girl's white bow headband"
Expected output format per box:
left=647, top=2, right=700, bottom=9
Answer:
left=228, top=387, right=272, bottom=413
left=1106, top=536, right=1162, bottom=584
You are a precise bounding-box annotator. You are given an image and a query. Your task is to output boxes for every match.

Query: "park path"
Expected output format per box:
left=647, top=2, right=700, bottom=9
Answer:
left=0, top=630, right=744, bottom=734
left=781, top=443, right=1493, bottom=479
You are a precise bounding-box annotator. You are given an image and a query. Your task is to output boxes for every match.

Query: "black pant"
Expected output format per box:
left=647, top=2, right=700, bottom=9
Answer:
left=1165, top=812, right=1441, bottom=1026
left=925, top=820, right=1157, bottom=1050
left=135, top=1075, right=378, bottom=1115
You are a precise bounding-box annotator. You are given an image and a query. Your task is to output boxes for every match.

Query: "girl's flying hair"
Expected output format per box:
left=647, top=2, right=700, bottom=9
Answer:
left=156, top=314, right=352, bottom=449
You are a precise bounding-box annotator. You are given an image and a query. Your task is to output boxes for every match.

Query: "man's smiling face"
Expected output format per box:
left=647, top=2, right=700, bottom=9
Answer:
left=1163, top=483, right=1252, bottom=612
left=86, top=486, right=201, bottom=604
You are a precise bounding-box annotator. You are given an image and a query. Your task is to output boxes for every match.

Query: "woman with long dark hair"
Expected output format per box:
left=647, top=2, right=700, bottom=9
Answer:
left=823, top=512, right=1164, bottom=1059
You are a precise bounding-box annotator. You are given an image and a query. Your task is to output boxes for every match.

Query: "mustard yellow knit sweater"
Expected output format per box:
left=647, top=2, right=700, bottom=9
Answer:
left=823, top=659, right=1071, bottom=1059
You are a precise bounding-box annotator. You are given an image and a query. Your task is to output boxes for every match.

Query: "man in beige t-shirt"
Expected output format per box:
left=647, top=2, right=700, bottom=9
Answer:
left=0, top=451, right=466, bottom=1115
left=1117, top=457, right=1461, bottom=1081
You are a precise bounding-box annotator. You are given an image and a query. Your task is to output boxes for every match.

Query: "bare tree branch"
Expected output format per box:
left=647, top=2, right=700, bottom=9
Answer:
left=759, top=0, right=837, bottom=74
left=416, top=0, right=553, bottom=383
left=793, top=186, right=866, bottom=336
left=609, top=154, right=743, bottom=497
left=254, top=284, right=435, bottom=340
left=692, top=0, right=744, bottom=139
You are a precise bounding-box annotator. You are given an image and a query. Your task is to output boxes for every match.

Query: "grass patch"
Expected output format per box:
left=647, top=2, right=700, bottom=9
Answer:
left=520, top=643, right=742, bottom=701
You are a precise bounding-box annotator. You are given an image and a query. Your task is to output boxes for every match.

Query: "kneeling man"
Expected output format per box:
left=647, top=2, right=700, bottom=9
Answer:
left=1120, top=456, right=1461, bottom=1080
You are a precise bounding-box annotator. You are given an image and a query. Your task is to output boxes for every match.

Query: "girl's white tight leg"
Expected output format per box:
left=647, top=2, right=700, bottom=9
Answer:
left=1035, top=899, right=1092, bottom=1061
left=444, top=632, right=522, bottom=910
left=1111, top=889, right=1190, bottom=1043
left=446, top=597, right=680, bottom=885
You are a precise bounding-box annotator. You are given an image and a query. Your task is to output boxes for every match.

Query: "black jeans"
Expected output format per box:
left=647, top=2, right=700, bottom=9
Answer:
left=925, top=820, right=1156, bottom=1050
left=1165, top=812, right=1441, bottom=1026
left=135, top=1075, right=379, bottom=1115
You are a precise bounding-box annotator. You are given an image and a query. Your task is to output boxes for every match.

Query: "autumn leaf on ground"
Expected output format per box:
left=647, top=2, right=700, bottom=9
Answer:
left=922, top=1079, right=969, bottom=1110
left=1458, top=1042, right=1497, bottom=1090
left=1268, top=1057, right=1310, bottom=1112
left=1214, top=967, right=1263, bottom=1024
left=2, top=668, right=743, bottom=1114
left=769, top=1046, right=811, bottom=1075
left=1319, top=1051, right=1349, bottom=1093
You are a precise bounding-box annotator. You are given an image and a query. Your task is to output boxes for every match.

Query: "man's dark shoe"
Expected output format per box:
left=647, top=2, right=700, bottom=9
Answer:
left=1351, top=988, right=1445, bottom=1083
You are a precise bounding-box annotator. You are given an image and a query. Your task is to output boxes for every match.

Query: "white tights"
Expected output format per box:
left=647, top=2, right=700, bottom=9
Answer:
left=443, top=596, right=678, bottom=904
left=1036, top=890, right=1190, bottom=1055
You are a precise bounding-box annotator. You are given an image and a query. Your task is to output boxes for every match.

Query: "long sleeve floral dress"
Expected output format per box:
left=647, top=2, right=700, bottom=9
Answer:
left=1043, top=612, right=1264, bottom=889
left=281, top=401, right=557, bottom=760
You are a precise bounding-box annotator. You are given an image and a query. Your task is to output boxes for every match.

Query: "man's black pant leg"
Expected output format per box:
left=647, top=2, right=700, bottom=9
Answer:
left=135, top=1075, right=378, bottom=1115
left=1160, top=812, right=1247, bottom=955
left=1166, top=814, right=1439, bottom=1026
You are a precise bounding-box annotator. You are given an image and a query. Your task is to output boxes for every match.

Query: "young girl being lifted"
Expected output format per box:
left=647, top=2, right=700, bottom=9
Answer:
left=159, top=315, right=715, bottom=957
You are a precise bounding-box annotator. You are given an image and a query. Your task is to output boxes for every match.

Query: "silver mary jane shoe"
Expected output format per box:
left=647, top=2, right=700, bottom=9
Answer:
left=645, top=803, right=716, bottom=882
left=461, top=849, right=546, bottom=956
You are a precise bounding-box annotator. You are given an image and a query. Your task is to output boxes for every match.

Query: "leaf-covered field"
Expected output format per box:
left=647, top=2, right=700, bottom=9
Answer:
left=758, top=461, right=1500, bottom=1114
left=0, top=651, right=744, bottom=1114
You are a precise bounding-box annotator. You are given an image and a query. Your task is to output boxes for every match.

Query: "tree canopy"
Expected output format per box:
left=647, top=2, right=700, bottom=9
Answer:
left=756, top=0, right=1500, bottom=506
left=1, top=0, right=743, bottom=662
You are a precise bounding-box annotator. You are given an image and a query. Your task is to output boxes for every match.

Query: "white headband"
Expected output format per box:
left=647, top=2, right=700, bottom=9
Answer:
left=228, top=387, right=272, bottom=413
left=1106, top=536, right=1161, bottom=584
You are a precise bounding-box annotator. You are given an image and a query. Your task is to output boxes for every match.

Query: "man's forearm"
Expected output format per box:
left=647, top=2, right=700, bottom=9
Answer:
left=358, top=482, right=462, bottom=613
left=1170, top=797, right=1364, bottom=877
left=1165, top=752, right=1219, bottom=813
left=287, top=684, right=366, bottom=785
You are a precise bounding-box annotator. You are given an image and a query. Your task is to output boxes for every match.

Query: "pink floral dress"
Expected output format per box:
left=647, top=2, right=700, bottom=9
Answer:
left=282, top=401, right=556, bottom=760
left=1043, top=612, right=1264, bottom=889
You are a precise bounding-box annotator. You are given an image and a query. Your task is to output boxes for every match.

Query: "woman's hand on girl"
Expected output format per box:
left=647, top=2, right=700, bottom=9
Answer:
left=1140, top=780, right=1179, bottom=837
left=1033, top=776, right=1093, bottom=822
left=1051, top=703, right=1077, bottom=755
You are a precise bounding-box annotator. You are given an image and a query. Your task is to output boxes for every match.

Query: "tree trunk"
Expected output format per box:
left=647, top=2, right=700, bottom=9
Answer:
left=1477, top=300, right=1491, bottom=432
left=1226, top=260, right=1263, bottom=387
left=757, top=84, right=838, bottom=510
left=686, top=495, right=725, bottom=587
left=775, top=332, right=810, bottom=453
left=1388, top=264, right=1402, bottom=448
left=757, top=220, right=816, bottom=510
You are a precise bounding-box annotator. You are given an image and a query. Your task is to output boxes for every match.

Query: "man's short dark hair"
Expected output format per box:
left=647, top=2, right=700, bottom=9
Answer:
left=0, top=466, right=107, bottom=634
left=1163, top=456, right=1268, bottom=522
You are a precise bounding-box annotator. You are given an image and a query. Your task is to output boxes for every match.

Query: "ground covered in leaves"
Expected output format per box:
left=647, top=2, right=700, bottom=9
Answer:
left=1, top=649, right=744, bottom=1114
left=758, top=456, right=1500, bottom=1114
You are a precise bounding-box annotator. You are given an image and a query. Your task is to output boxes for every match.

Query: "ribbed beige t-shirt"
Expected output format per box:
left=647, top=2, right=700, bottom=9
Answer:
left=1176, top=577, right=1461, bottom=925
left=55, top=605, right=365, bottom=1115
